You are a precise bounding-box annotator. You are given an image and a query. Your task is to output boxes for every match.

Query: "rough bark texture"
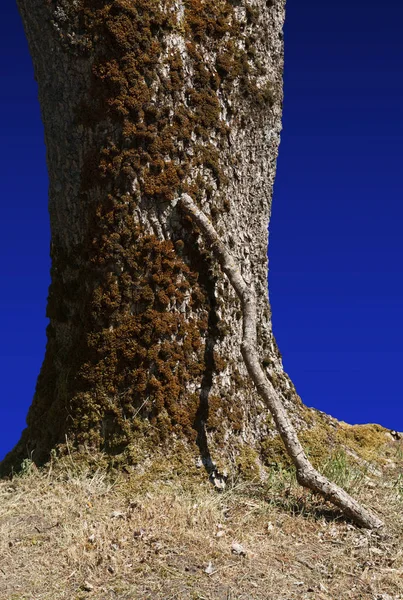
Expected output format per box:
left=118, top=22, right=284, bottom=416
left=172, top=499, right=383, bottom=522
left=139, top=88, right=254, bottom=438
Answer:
left=2, top=0, right=294, bottom=473
left=1, top=0, right=393, bottom=488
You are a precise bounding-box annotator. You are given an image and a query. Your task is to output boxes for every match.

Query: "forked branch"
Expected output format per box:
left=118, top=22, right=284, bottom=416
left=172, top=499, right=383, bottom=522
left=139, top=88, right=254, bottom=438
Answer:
left=177, top=193, right=383, bottom=530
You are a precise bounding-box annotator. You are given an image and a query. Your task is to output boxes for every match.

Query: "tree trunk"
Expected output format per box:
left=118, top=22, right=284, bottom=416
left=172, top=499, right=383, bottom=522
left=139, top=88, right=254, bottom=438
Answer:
left=1, top=0, right=386, bottom=530
left=6, top=0, right=378, bottom=515
left=2, top=0, right=288, bottom=473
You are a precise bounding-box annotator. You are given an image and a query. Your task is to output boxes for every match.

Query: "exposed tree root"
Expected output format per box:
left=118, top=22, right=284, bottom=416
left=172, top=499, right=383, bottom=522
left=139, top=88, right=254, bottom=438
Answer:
left=177, top=193, right=384, bottom=530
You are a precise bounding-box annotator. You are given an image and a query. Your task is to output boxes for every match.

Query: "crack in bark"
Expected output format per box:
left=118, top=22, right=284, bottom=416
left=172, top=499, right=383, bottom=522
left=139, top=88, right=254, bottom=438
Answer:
left=177, top=193, right=384, bottom=530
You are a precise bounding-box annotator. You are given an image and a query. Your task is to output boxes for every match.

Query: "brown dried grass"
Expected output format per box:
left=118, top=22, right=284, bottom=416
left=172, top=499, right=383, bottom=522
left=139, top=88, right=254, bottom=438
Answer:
left=1, top=443, right=403, bottom=600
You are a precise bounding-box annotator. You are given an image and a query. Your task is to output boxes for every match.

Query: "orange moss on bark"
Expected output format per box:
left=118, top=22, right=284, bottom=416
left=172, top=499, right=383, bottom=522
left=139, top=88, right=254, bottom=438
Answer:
left=2, top=0, right=279, bottom=471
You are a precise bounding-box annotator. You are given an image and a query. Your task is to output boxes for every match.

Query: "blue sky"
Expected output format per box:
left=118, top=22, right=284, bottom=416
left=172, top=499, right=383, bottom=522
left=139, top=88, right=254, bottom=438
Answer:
left=1, top=0, right=402, bottom=461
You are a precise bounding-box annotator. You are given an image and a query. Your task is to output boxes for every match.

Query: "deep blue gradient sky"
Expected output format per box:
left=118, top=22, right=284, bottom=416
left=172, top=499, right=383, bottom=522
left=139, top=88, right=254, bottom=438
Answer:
left=0, top=0, right=402, bottom=461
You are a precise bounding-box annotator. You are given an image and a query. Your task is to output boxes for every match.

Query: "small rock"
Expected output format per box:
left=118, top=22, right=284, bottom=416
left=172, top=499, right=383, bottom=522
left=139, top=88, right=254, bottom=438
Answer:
left=205, top=561, right=215, bottom=575
left=82, top=582, right=94, bottom=592
left=231, top=542, right=246, bottom=556
left=267, top=521, right=274, bottom=533
left=216, top=530, right=225, bottom=538
left=88, top=534, right=96, bottom=544
left=110, top=511, right=125, bottom=519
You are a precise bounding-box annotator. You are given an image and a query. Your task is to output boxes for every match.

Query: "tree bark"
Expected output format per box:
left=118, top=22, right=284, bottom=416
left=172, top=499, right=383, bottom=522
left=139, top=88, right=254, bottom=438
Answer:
left=1, top=0, right=384, bottom=528
left=1, top=0, right=290, bottom=474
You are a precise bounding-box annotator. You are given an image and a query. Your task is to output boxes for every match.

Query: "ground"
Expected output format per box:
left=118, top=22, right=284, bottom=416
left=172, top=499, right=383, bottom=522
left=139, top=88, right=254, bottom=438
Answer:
left=1, top=440, right=403, bottom=600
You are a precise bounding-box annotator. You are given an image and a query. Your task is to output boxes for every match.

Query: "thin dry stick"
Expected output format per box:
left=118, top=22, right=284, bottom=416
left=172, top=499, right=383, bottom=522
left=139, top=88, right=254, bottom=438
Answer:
left=177, top=193, right=383, bottom=530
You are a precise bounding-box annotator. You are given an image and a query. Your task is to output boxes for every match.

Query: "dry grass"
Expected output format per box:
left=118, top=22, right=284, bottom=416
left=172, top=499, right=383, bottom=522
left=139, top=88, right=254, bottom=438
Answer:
left=1, top=443, right=403, bottom=600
